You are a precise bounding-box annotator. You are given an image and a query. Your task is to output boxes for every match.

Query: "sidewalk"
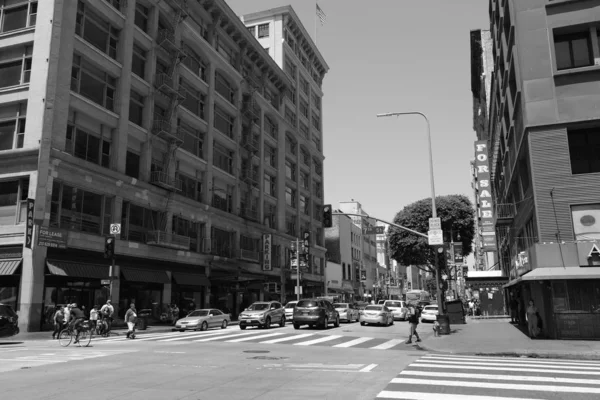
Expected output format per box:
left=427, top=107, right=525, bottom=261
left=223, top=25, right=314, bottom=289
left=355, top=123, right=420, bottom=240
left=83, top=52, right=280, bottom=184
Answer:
left=9, top=321, right=240, bottom=342
left=416, top=317, right=600, bottom=360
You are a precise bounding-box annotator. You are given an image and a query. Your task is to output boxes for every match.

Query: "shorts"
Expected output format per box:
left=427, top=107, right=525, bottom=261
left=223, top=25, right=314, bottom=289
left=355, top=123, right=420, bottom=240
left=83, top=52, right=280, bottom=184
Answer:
left=127, top=322, right=135, bottom=331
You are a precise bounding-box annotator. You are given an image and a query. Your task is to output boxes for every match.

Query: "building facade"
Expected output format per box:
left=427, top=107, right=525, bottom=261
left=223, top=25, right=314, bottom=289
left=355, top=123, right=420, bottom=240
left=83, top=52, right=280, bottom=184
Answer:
left=375, top=223, right=403, bottom=300
left=0, top=0, right=328, bottom=331
left=324, top=213, right=356, bottom=302
left=480, top=0, right=600, bottom=339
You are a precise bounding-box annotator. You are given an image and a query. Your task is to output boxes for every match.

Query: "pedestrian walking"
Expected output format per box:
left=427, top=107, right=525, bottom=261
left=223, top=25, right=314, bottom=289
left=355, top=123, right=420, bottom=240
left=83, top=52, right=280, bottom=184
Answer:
left=52, top=306, right=65, bottom=339
left=509, top=293, right=519, bottom=324
left=171, top=304, right=180, bottom=325
left=89, top=305, right=99, bottom=333
left=125, top=304, right=137, bottom=339
left=468, top=300, right=474, bottom=316
left=406, top=304, right=421, bottom=344
left=526, top=300, right=540, bottom=339
left=63, top=304, right=72, bottom=325
left=100, top=300, right=114, bottom=333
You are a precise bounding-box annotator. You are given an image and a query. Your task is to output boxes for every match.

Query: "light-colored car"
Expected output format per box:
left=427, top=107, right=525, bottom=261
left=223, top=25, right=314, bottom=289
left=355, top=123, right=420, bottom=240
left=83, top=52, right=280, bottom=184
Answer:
left=174, top=309, right=230, bottom=331
left=239, top=301, right=285, bottom=329
left=333, top=302, right=359, bottom=322
left=421, top=305, right=439, bottom=323
left=383, top=300, right=408, bottom=321
left=359, top=305, right=394, bottom=326
left=284, top=301, right=298, bottom=322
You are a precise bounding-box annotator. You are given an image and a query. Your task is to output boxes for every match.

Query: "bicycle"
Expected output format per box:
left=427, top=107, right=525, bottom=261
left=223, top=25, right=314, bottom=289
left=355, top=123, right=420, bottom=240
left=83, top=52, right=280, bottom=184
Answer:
left=58, top=320, right=93, bottom=347
left=96, top=317, right=110, bottom=337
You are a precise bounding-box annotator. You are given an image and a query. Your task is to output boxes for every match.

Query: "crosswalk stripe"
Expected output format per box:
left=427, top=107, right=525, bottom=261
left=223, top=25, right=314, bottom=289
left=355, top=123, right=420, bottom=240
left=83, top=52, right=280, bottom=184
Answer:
left=400, top=370, right=600, bottom=385
left=260, top=333, right=314, bottom=344
left=194, top=331, right=260, bottom=342
left=294, top=335, right=342, bottom=346
left=370, top=339, right=405, bottom=350
left=423, top=354, right=600, bottom=367
left=226, top=332, right=285, bottom=343
left=414, top=359, right=600, bottom=371
left=411, top=362, right=600, bottom=375
left=376, top=391, right=542, bottom=400
left=158, top=330, right=234, bottom=342
left=390, top=377, right=600, bottom=394
left=333, top=337, right=373, bottom=348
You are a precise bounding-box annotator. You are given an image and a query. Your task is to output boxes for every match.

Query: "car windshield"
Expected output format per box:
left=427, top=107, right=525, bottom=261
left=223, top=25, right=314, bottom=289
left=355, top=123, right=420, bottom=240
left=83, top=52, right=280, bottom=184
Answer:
left=297, top=300, right=318, bottom=308
left=333, top=303, right=348, bottom=308
left=187, top=310, right=209, bottom=317
left=284, top=303, right=297, bottom=309
left=365, top=305, right=382, bottom=311
left=0, top=305, right=16, bottom=317
left=247, top=303, right=270, bottom=311
left=385, top=301, right=402, bottom=308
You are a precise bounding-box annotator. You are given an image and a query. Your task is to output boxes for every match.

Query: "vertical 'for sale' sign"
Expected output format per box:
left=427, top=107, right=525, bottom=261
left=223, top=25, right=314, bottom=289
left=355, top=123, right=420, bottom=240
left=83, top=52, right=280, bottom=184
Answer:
left=474, top=141, right=496, bottom=251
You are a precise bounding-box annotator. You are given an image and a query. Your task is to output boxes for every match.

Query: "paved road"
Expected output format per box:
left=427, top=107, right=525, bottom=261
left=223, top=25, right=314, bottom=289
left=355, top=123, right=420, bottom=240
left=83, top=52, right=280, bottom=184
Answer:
left=376, top=353, right=600, bottom=400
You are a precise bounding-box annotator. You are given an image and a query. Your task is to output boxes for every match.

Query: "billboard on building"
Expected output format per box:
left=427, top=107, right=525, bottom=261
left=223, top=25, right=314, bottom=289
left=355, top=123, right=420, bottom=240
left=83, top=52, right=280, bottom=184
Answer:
left=474, top=141, right=497, bottom=251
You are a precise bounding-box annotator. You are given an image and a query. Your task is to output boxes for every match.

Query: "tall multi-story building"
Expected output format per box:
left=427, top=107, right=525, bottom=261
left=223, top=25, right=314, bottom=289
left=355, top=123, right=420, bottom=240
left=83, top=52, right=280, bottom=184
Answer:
left=478, top=0, right=600, bottom=339
left=324, top=213, right=357, bottom=302
left=0, top=0, right=328, bottom=332
left=376, top=223, right=403, bottom=299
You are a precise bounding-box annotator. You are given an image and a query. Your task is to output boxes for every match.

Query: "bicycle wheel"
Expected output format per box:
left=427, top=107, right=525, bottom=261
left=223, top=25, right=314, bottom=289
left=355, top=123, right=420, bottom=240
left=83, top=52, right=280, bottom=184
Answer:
left=58, top=329, right=72, bottom=347
left=76, top=330, right=92, bottom=347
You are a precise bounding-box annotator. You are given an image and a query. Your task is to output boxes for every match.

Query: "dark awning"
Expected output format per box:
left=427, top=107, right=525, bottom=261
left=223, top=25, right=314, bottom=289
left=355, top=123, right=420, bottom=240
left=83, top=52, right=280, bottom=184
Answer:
left=0, top=259, right=21, bottom=275
left=121, top=267, right=170, bottom=284
left=46, top=259, right=108, bottom=278
left=172, top=272, right=210, bottom=287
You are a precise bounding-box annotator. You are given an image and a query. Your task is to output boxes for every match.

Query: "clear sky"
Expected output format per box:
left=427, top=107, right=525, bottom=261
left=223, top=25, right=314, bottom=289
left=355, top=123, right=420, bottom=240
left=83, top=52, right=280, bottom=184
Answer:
left=227, top=0, right=490, bottom=222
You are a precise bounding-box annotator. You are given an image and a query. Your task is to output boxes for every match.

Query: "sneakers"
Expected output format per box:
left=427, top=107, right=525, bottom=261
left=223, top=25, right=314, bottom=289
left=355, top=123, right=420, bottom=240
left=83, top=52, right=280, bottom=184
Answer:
left=416, top=338, right=422, bottom=342
left=406, top=340, right=412, bottom=344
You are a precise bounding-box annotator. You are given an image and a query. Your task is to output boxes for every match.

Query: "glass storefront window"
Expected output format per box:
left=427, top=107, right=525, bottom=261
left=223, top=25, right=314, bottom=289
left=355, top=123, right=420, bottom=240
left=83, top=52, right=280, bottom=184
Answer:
left=0, top=286, right=18, bottom=309
left=552, top=280, right=600, bottom=313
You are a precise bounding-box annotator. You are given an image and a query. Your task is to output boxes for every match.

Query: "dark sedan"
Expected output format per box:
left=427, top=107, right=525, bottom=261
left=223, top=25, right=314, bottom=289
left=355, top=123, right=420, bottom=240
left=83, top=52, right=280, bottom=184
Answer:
left=0, top=303, right=19, bottom=338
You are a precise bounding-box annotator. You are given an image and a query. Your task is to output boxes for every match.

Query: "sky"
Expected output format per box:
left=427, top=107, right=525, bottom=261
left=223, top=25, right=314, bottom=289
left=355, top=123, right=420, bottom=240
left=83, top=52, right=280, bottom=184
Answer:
left=227, top=0, right=490, bottom=223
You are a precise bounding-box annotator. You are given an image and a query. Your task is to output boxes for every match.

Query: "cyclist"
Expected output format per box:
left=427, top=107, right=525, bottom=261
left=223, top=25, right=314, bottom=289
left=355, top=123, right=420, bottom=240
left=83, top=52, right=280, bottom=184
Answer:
left=68, top=303, right=85, bottom=342
left=100, top=300, right=114, bottom=334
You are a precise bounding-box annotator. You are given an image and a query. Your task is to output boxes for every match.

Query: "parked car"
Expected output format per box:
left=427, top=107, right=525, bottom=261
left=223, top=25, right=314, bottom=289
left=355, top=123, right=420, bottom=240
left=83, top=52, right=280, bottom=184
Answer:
left=333, top=302, right=359, bottom=323
left=173, top=309, right=230, bottom=331
left=0, top=303, right=19, bottom=338
left=359, top=305, right=394, bottom=326
left=383, top=300, right=409, bottom=321
left=421, top=304, right=439, bottom=323
left=293, top=299, right=340, bottom=329
left=377, top=300, right=385, bottom=305
left=284, top=301, right=298, bottom=322
left=239, top=301, right=285, bottom=330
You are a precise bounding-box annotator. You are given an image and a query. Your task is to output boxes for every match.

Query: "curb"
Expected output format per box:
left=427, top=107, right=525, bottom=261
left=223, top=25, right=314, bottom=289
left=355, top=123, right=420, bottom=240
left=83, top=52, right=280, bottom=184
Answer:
left=415, top=343, right=600, bottom=361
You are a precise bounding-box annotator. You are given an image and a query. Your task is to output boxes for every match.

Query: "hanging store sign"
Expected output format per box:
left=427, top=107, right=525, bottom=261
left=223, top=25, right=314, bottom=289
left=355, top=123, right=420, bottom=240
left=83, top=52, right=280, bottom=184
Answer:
left=37, top=227, right=69, bottom=249
left=262, top=234, right=272, bottom=271
left=474, top=141, right=496, bottom=251
left=25, top=198, right=35, bottom=249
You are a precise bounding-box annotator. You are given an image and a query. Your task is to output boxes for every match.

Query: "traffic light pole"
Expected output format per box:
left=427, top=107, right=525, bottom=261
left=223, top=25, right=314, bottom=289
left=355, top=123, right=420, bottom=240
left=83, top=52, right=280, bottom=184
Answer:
left=295, top=238, right=301, bottom=301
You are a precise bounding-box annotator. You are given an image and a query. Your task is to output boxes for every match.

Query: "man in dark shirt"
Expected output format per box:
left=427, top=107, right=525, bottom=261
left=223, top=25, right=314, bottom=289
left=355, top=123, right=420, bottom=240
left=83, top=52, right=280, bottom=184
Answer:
left=509, top=292, right=519, bottom=324
left=69, top=303, right=86, bottom=339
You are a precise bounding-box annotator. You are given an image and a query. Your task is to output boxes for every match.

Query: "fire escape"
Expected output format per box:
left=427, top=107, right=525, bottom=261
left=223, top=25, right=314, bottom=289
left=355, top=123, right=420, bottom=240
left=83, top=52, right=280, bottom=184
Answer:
left=146, top=0, right=190, bottom=251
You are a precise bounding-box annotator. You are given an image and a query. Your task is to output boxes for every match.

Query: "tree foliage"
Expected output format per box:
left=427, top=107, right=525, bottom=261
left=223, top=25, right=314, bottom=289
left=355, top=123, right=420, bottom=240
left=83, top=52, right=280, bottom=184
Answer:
left=388, top=194, right=475, bottom=273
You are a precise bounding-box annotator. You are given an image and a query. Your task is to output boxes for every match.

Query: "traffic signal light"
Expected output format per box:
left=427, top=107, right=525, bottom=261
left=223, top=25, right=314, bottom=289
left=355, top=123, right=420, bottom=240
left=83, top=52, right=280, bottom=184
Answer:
left=323, top=204, right=332, bottom=228
left=104, top=236, right=115, bottom=259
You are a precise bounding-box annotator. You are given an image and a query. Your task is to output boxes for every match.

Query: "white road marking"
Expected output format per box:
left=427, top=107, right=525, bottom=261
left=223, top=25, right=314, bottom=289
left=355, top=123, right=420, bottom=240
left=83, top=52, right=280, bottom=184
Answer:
left=390, top=377, right=600, bottom=394
left=260, top=333, right=314, bottom=344
left=333, top=337, right=373, bottom=348
left=226, top=332, right=285, bottom=343
left=414, top=359, right=600, bottom=371
left=194, top=331, right=261, bottom=342
left=411, top=362, right=600, bottom=375
left=370, top=339, right=405, bottom=350
left=359, top=363, right=378, bottom=372
left=376, top=391, right=542, bottom=400
left=400, top=370, right=600, bottom=385
left=284, top=363, right=364, bottom=369
left=158, top=330, right=236, bottom=342
left=294, top=335, right=342, bottom=346
left=423, top=354, right=600, bottom=367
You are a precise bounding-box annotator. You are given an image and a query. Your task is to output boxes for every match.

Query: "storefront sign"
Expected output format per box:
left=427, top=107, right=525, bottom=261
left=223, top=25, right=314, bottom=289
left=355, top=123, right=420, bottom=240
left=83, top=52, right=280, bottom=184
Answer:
left=360, top=269, right=367, bottom=281
left=37, top=227, right=69, bottom=249
left=474, top=141, right=496, bottom=251
left=577, top=241, right=600, bottom=266
left=25, top=199, right=35, bottom=249
left=262, top=234, right=272, bottom=271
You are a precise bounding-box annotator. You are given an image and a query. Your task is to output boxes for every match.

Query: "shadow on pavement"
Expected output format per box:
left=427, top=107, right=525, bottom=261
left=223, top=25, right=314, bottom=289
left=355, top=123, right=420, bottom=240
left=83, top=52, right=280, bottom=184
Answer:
left=0, top=342, right=24, bottom=345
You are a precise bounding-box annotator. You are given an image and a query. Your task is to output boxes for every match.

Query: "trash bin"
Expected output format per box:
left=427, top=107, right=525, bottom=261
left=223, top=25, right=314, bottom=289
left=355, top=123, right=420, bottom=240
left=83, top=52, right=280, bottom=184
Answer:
left=137, top=309, right=151, bottom=331
left=446, top=300, right=466, bottom=324
left=436, top=314, right=451, bottom=335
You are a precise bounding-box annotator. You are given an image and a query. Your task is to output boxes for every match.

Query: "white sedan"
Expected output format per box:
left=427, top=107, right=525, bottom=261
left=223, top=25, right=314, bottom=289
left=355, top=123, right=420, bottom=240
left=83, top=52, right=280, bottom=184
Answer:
left=420, top=305, right=439, bottom=323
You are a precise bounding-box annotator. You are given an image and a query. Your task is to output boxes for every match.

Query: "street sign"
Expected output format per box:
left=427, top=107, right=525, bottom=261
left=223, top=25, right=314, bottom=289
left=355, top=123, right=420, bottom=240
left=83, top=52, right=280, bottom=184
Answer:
left=429, top=218, right=441, bottom=230
left=110, top=223, right=121, bottom=235
left=101, top=279, right=111, bottom=285
left=38, top=227, right=69, bottom=249
left=294, top=286, right=303, bottom=295
left=364, top=225, right=385, bottom=235
left=428, top=229, right=443, bottom=245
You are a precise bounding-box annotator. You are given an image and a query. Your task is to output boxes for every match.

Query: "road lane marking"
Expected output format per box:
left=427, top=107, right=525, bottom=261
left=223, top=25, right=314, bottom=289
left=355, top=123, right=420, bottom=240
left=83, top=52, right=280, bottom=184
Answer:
left=376, top=391, right=542, bottom=400
left=260, top=333, right=314, bottom=344
left=423, top=354, right=600, bottom=367
left=333, top=337, right=373, bottom=348
left=400, top=370, right=600, bottom=386
left=194, top=331, right=261, bottom=342
left=359, top=363, right=378, bottom=372
left=226, top=332, right=286, bottom=343
left=158, top=330, right=237, bottom=342
left=294, top=335, right=341, bottom=346
left=370, top=339, right=404, bottom=350
left=410, top=362, right=600, bottom=375
left=390, top=377, right=600, bottom=394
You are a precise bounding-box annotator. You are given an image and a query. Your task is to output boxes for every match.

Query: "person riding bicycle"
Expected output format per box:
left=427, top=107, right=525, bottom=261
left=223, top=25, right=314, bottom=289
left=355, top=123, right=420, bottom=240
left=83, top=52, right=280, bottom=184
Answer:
left=100, top=300, right=114, bottom=334
left=68, top=303, right=85, bottom=341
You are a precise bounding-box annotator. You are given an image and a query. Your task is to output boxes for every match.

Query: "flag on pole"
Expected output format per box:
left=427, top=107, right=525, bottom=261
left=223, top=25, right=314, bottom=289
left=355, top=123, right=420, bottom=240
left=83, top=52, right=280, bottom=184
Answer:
left=316, top=3, right=327, bottom=26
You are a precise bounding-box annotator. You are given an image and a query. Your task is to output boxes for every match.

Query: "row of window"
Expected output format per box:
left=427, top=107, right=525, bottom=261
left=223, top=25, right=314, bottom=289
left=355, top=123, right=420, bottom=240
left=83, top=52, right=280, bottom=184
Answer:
left=0, top=0, right=37, bottom=34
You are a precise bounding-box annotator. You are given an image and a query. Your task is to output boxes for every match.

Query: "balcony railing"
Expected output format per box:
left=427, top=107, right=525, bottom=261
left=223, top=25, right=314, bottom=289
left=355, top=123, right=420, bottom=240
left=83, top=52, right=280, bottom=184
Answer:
left=146, top=230, right=190, bottom=250
left=154, top=73, right=177, bottom=96
left=241, top=134, right=259, bottom=153
left=150, top=171, right=182, bottom=192
left=239, top=249, right=260, bottom=263
left=157, top=29, right=177, bottom=51
left=495, top=203, right=515, bottom=225
left=151, top=119, right=185, bottom=144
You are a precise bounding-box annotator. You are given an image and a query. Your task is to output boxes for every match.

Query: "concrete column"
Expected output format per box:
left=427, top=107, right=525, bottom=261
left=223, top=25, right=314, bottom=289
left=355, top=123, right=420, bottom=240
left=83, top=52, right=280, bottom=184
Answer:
left=163, top=271, right=172, bottom=305
left=276, top=112, right=286, bottom=232
left=204, top=286, right=210, bottom=308
left=258, top=109, right=265, bottom=223
left=204, top=63, right=216, bottom=205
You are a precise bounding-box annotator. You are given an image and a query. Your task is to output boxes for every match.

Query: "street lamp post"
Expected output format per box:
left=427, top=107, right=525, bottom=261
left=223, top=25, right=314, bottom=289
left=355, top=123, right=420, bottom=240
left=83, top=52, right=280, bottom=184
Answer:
left=376, top=111, right=445, bottom=315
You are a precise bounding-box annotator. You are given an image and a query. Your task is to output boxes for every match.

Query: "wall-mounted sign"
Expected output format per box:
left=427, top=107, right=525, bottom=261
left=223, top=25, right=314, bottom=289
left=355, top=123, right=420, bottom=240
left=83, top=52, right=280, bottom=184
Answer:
left=360, top=269, right=367, bottom=281
left=37, top=227, right=69, bottom=249
left=453, top=243, right=464, bottom=264
left=474, top=141, right=496, bottom=251
left=25, top=198, right=35, bottom=249
left=262, top=234, right=272, bottom=271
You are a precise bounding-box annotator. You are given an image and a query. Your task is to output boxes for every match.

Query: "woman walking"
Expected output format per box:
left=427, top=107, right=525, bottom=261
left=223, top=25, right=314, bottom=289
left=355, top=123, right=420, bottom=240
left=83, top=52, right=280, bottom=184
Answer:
left=125, top=304, right=137, bottom=339
left=526, top=299, right=539, bottom=338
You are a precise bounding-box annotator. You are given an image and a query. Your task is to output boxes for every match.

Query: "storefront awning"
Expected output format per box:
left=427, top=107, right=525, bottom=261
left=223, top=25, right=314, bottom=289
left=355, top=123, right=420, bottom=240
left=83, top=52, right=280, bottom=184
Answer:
left=522, top=267, right=600, bottom=281
left=121, top=267, right=170, bottom=284
left=0, top=259, right=21, bottom=275
left=172, top=272, right=210, bottom=287
left=46, top=259, right=108, bottom=278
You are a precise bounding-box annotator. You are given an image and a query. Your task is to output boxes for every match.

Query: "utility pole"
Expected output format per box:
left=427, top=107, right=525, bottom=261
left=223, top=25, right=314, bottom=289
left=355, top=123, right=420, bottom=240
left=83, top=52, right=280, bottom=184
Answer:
left=291, top=238, right=301, bottom=301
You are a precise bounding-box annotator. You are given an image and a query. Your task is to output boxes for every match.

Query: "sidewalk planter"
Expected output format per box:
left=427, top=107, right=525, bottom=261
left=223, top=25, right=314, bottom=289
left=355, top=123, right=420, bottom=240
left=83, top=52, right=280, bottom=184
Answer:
left=437, top=314, right=451, bottom=335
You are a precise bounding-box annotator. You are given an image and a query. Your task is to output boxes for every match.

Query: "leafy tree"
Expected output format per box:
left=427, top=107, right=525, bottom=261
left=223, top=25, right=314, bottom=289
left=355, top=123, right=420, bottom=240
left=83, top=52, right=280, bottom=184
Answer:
left=388, top=194, right=475, bottom=273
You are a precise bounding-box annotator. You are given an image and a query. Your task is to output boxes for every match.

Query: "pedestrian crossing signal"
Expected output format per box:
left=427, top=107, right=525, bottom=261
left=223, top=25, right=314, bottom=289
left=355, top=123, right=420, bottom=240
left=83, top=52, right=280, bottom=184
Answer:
left=104, top=237, right=115, bottom=259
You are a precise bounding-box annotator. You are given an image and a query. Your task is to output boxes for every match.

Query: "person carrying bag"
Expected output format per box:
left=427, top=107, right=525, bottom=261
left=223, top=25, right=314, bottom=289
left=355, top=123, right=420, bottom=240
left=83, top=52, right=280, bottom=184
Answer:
left=125, top=304, right=137, bottom=339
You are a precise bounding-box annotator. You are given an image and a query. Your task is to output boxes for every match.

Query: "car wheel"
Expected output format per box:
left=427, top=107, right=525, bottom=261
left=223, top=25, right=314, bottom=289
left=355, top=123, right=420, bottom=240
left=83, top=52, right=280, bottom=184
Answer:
left=221, top=320, right=228, bottom=329
left=360, top=321, right=366, bottom=326
left=200, top=321, right=208, bottom=331
left=334, top=316, right=340, bottom=328
left=293, top=323, right=300, bottom=330
left=321, top=316, right=328, bottom=330
left=240, top=325, right=247, bottom=330
left=264, top=317, right=271, bottom=329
